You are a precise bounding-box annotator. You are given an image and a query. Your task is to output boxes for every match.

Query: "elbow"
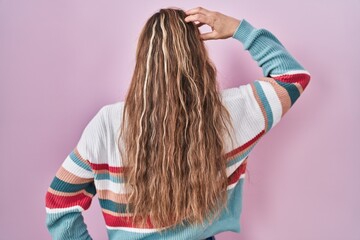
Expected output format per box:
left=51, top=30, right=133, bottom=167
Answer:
left=302, top=72, right=311, bottom=91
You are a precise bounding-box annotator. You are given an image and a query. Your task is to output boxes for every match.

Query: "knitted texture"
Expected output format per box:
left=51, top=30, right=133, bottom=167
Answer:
left=45, top=18, right=311, bottom=240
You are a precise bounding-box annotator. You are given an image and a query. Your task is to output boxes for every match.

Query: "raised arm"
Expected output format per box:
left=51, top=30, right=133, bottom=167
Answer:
left=231, top=18, right=311, bottom=133
left=185, top=7, right=311, bottom=134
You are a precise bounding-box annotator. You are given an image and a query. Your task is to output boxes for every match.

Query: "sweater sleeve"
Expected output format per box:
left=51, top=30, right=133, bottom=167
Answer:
left=232, top=19, right=311, bottom=135
left=45, top=106, right=107, bottom=240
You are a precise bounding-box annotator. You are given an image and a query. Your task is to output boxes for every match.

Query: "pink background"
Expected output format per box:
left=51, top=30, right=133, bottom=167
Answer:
left=1, top=1, right=359, bottom=239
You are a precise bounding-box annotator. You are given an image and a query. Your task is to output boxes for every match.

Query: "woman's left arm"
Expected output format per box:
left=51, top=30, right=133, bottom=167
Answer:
left=45, top=106, right=107, bottom=240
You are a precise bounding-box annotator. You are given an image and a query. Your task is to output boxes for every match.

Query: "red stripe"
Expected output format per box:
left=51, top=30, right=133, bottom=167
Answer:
left=228, top=159, right=247, bottom=185
left=103, top=212, right=156, bottom=228
left=45, top=191, right=92, bottom=210
left=272, top=73, right=310, bottom=90
left=225, top=130, right=265, bottom=159
left=90, top=163, right=126, bottom=173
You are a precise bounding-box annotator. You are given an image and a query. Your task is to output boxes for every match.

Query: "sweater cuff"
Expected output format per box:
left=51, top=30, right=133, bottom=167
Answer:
left=232, top=18, right=256, bottom=44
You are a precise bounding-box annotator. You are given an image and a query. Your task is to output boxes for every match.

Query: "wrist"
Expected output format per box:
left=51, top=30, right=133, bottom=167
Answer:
left=232, top=19, right=255, bottom=43
left=229, top=18, right=241, bottom=37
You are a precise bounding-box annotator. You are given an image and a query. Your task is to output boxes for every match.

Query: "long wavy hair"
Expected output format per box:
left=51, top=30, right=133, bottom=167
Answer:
left=117, top=7, right=236, bottom=231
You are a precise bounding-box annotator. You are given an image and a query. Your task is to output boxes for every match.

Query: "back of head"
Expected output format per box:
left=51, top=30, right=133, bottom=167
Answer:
left=118, top=7, right=236, bottom=231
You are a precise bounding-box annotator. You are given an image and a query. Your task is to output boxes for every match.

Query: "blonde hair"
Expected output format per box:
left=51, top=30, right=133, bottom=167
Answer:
left=117, top=7, right=236, bottom=231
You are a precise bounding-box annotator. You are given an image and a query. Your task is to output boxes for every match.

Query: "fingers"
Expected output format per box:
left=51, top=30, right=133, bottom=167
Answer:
left=184, top=7, right=217, bottom=40
left=184, top=13, right=211, bottom=25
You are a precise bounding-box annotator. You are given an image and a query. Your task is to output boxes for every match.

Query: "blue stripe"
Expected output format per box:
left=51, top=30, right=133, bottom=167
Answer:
left=69, top=150, right=92, bottom=172
left=99, top=199, right=131, bottom=213
left=85, top=182, right=96, bottom=195
left=254, top=81, right=273, bottom=132
left=275, top=80, right=300, bottom=106
left=95, top=173, right=125, bottom=183
left=50, top=176, right=95, bottom=194
left=226, top=146, right=253, bottom=168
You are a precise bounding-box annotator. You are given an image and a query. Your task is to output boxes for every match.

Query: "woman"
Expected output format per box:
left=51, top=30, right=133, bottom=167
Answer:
left=45, top=6, right=311, bottom=240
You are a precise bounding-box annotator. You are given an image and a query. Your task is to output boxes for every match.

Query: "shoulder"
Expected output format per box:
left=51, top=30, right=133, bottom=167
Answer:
left=100, top=100, right=125, bottom=129
left=76, top=101, right=124, bottom=163
left=100, top=101, right=124, bottom=119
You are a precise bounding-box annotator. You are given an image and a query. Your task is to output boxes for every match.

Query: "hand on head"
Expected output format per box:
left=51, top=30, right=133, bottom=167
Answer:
left=184, top=7, right=241, bottom=40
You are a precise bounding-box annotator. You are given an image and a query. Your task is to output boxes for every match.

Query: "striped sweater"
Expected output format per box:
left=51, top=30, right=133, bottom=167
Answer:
left=45, top=18, right=311, bottom=240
